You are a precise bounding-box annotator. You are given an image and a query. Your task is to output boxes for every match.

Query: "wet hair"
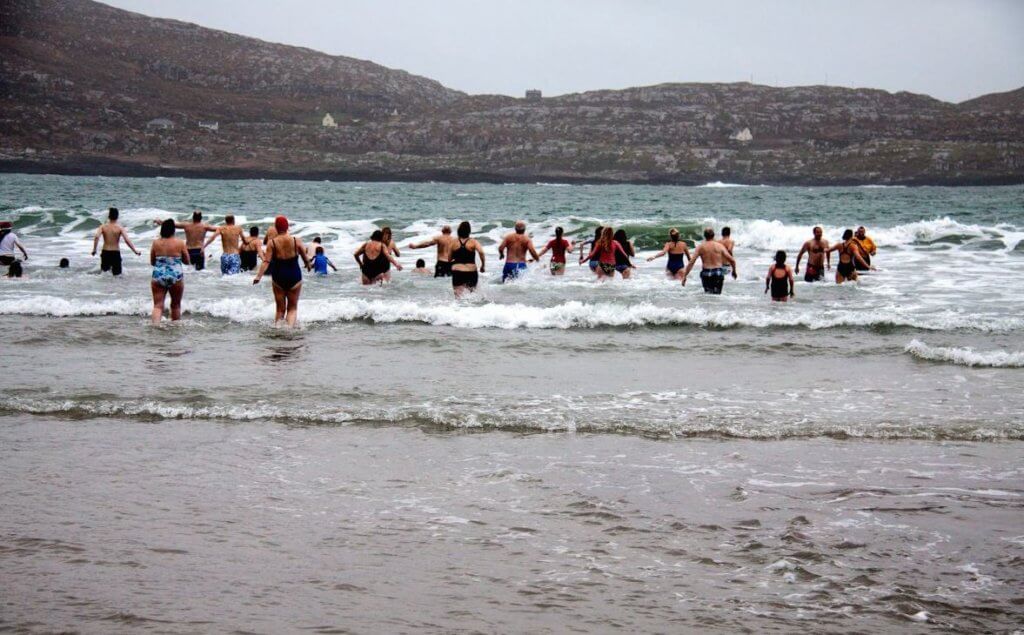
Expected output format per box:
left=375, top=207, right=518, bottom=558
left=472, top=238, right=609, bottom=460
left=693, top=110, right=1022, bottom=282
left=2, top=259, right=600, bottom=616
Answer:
left=249, top=226, right=259, bottom=237
left=722, top=226, right=731, bottom=237
left=7, top=261, right=22, bottom=278
left=554, top=226, right=564, bottom=240
left=597, top=226, right=614, bottom=253
left=370, top=229, right=383, bottom=242
left=160, top=218, right=176, bottom=238
left=842, top=229, right=854, bottom=240
left=592, top=226, right=603, bottom=244
left=441, top=225, right=452, bottom=234
left=416, top=258, right=426, bottom=268
left=225, top=214, right=235, bottom=224
left=613, top=229, right=633, bottom=256
left=381, top=227, right=392, bottom=243
left=192, top=211, right=202, bottom=222
left=313, top=236, right=322, bottom=244
left=669, top=228, right=680, bottom=243
left=703, top=228, right=715, bottom=241
left=108, top=207, right=119, bottom=221
left=457, top=221, right=471, bottom=239
left=59, top=258, right=69, bottom=268
left=316, top=246, right=324, bottom=255
left=775, top=250, right=786, bottom=266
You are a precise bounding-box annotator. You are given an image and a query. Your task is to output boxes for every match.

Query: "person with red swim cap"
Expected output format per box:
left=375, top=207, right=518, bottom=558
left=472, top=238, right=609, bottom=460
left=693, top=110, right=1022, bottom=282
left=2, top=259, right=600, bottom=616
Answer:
left=253, top=215, right=311, bottom=327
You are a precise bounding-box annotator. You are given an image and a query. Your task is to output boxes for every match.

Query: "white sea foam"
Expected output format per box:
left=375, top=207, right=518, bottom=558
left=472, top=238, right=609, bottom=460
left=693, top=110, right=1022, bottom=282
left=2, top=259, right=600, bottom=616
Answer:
left=905, top=340, right=1024, bottom=368
left=699, top=181, right=750, bottom=188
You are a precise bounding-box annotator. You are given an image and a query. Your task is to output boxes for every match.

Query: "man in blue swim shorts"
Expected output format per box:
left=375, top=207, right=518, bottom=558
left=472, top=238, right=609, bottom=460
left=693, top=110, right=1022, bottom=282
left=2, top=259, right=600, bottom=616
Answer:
left=498, top=220, right=539, bottom=282
left=203, top=214, right=245, bottom=275
left=680, top=227, right=738, bottom=294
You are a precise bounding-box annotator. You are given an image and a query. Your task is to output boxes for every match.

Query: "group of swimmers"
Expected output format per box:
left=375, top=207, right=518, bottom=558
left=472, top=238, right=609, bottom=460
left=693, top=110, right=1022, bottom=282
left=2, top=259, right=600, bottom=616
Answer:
left=1, top=207, right=880, bottom=324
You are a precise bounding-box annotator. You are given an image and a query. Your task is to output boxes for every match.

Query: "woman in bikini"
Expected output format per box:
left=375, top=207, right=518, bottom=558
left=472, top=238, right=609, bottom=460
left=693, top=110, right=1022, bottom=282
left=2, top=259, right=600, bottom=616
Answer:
left=150, top=219, right=190, bottom=325
left=253, top=216, right=312, bottom=327
left=450, top=221, right=486, bottom=297
left=829, top=229, right=873, bottom=284
left=585, top=227, right=629, bottom=280
left=534, top=226, right=573, bottom=276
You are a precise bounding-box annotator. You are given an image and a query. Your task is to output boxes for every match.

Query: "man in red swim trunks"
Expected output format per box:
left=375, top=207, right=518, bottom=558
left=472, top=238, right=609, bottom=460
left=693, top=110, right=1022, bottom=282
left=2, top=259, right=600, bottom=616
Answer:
left=795, top=226, right=830, bottom=282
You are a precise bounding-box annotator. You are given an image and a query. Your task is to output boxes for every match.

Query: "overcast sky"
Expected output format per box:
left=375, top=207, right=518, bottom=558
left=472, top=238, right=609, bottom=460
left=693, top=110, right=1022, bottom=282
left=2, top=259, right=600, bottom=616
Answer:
left=102, top=0, right=1023, bottom=103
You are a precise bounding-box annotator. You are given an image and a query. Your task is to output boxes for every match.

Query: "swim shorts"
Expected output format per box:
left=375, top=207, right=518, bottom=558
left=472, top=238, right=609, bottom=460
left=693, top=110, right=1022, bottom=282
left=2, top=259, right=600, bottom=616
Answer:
left=434, top=260, right=452, bottom=277
left=100, top=250, right=122, bottom=276
left=700, top=268, right=725, bottom=294
left=502, top=262, right=527, bottom=282
left=188, top=248, right=205, bottom=271
left=220, top=253, right=241, bottom=275
left=452, top=270, right=478, bottom=289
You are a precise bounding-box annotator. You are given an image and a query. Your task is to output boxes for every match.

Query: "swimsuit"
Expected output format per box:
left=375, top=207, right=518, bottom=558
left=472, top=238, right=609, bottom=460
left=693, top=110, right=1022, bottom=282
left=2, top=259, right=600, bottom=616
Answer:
left=837, top=243, right=857, bottom=278
left=546, top=238, right=569, bottom=272
left=451, top=238, right=478, bottom=289
left=152, top=256, right=183, bottom=288
left=187, top=248, right=205, bottom=271
left=666, top=249, right=686, bottom=274
left=434, top=260, right=452, bottom=277
left=269, top=237, right=302, bottom=290
left=220, top=253, right=241, bottom=275
left=769, top=266, right=790, bottom=300
left=312, top=254, right=330, bottom=275
left=804, top=263, right=824, bottom=282
left=502, top=261, right=527, bottom=282
left=452, top=270, right=478, bottom=289
left=239, top=250, right=258, bottom=271
left=100, top=250, right=123, bottom=276
left=359, top=242, right=390, bottom=280
left=700, top=268, right=725, bottom=294
left=614, top=240, right=632, bottom=272
left=594, top=242, right=627, bottom=275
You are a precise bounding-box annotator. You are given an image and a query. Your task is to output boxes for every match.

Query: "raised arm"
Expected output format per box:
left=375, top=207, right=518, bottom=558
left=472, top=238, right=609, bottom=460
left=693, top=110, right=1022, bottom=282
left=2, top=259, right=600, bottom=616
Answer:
left=202, top=227, right=221, bottom=250
left=407, top=237, right=437, bottom=250
left=647, top=243, right=669, bottom=262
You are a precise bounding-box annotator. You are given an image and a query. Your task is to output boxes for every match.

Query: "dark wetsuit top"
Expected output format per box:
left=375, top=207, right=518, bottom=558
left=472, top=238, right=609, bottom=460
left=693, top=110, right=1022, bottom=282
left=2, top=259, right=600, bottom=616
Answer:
left=270, top=237, right=302, bottom=289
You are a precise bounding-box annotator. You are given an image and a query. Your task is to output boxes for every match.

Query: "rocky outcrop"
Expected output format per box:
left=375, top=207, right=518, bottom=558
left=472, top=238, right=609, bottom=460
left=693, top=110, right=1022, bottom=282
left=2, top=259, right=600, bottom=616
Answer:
left=1, top=0, right=1021, bottom=185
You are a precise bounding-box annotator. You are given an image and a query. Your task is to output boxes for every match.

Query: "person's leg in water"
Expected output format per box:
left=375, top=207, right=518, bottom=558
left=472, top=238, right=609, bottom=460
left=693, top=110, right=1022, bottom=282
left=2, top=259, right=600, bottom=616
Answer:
left=151, top=281, right=167, bottom=325
left=169, top=280, right=184, bottom=321
left=284, top=283, right=302, bottom=327
left=271, top=283, right=287, bottom=325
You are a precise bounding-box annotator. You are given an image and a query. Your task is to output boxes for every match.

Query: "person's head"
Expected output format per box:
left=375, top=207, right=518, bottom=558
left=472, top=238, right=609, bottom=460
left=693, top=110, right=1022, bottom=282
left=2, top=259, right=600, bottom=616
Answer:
left=316, top=246, right=324, bottom=255
left=192, top=211, right=202, bottom=223
left=381, top=227, right=392, bottom=242
left=224, top=214, right=235, bottom=225
left=416, top=258, right=426, bottom=268
left=856, top=226, right=866, bottom=239
left=703, top=227, right=715, bottom=241
left=775, top=250, right=786, bottom=266
left=370, top=229, right=383, bottom=242
left=59, top=258, right=69, bottom=268
left=313, top=236, right=322, bottom=245
left=7, top=261, right=22, bottom=278
left=593, top=226, right=603, bottom=241
left=613, top=229, right=628, bottom=246
left=813, top=226, right=823, bottom=239
left=160, top=219, right=176, bottom=238
left=274, top=215, right=289, bottom=235
left=722, top=226, right=731, bottom=238
left=842, top=229, right=854, bottom=241
left=441, top=225, right=452, bottom=235
left=0, top=221, right=11, bottom=238
left=249, top=226, right=259, bottom=237
left=457, top=221, right=471, bottom=239
left=108, top=207, right=119, bottom=221
left=554, top=226, right=563, bottom=240
left=669, top=228, right=680, bottom=243
left=514, top=220, right=526, bottom=235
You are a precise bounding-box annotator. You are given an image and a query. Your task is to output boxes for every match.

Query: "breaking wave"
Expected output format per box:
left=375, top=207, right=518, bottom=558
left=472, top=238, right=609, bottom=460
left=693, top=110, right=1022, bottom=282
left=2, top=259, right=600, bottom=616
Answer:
left=905, top=340, right=1024, bottom=368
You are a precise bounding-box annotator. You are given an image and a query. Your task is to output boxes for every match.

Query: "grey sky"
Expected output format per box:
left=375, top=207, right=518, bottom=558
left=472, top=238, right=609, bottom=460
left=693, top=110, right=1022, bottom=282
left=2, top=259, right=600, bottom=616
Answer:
left=102, top=0, right=1023, bottom=103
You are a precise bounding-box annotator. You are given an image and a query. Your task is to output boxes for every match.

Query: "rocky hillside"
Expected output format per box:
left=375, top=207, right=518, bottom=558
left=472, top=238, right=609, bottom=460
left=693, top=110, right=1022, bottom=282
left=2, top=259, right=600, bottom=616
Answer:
left=1, top=0, right=1021, bottom=185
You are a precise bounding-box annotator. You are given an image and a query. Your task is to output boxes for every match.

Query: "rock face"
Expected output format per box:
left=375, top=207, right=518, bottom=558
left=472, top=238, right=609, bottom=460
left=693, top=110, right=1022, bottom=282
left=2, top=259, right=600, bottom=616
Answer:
left=1, top=0, right=1022, bottom=185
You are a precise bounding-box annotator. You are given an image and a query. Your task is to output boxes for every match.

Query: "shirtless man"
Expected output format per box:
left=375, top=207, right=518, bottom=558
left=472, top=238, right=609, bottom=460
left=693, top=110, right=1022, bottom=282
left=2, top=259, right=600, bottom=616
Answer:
left=795, top=226, right=831, bottom=282
left=854, top=226, right=877, bottom=271
left=155, top=211, right=216, bottom=270
left=681, top=227, right=738, bottom=293
left=407, top=225, right=456, bottom=277
left=498, top=220, right=539, bottom=282
left=719, top=226, right=735, bottom=276
left=91, top=207, right=140, bottom=276
left=202, top=214, right=245, bottom=275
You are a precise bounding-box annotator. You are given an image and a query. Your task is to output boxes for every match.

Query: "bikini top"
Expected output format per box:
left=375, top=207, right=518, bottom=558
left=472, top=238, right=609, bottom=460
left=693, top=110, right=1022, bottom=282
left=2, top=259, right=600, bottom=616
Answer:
left=452, top=238, right=475, bottom=264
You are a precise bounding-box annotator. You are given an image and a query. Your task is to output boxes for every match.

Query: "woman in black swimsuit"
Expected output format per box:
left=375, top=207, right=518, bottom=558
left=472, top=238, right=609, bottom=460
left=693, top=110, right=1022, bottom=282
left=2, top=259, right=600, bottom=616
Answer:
left=829, top=229, right=873, bottom=284
left=764, top=250, right=795, bottom=302
left=253, top=216, right=312, bottom=327
left=355, top=230, right=402, bottom=285
left=451, top=221, right=485, bottom=297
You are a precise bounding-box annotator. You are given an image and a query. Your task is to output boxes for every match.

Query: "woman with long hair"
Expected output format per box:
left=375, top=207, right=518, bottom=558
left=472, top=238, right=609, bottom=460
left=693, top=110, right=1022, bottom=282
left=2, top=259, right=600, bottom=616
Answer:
left=765, top=250, right=795, bottom=302
left=379, top=226, right=401, bottom=282
left=253, top=215, right=312, bottom=327
left=150, top=219, right=190, bottom=325
left=450, top=221, right=486, bottom=297
left=534, top=226, right=573, bottom=276
left=613, top=229, right=635, bottom=279
left=355, top=229, right=402, bottom=285
left=585, top=227, right=628, bottom=280
left=647, top=228, right=691, bottom=280
left=579, top=225, right=603, bottom=275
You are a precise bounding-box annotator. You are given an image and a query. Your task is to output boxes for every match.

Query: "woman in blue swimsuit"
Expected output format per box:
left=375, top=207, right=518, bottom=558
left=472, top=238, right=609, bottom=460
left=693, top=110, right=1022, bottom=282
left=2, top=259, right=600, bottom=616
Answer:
left=150, top=219, right=190, bottom=325
left=647, top=228, right=691, bottom=280
left=253, top=216, right=312, bottom=327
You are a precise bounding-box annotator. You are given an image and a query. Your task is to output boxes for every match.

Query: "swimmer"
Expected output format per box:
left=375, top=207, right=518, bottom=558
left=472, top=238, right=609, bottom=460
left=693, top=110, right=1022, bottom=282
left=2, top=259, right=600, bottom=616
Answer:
left=407, top=225, right=456, bottom=277
left=584, top=227, right=629, bottom=280
left=311, top=246, right=337, bottom=276
left=379, top=227, right=401, bottom=282
left=306, top=236, right=325, bottom=260
left=413, top=258, right=430, bottom=274
left=579, top=226, right=604, bottom=275
left=498, top=220, right=539, bottom=282
left=202, top=214, right=245, bottom=275
left=450, top=221, right=485, bottom=297
left=647, top=228, right=691, bottom=280
left=153, top=211, right=216, bottom=271
left=253, top=216, right=312, bottom=327
left=829, top=229, right=874, bottom=284
left=680, top=228, right=737, bottom=293
left=795, top=226, right=831, bottom=282
left=534, top=226, right=574, bottom=276
left=150, top=219, right=190, bottom=324
left=239, top=226, right=263, bottom=271
left=59, top=258, right=69, bottom=269
left=0, top=221, right=29, bottom=275
left=91, top=207, right=141, bottom=276
left=354, top=230, right=402, bottom=285
left=719, top=226, right=735, bottom=276
left=854, top=226, right=877, bottom=271
left=613, top=229, right=636, bottom=279
left=765, top=250, right=795, bottom=302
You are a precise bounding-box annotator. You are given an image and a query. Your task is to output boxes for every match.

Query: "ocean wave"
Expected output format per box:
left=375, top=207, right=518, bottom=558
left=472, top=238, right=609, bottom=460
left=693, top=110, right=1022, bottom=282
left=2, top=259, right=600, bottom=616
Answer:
left=905, top=340, right=1024, bottom=368
left=1, top=296, right=1020, bottom=332
left=1, top=394, right=1019, bottom=440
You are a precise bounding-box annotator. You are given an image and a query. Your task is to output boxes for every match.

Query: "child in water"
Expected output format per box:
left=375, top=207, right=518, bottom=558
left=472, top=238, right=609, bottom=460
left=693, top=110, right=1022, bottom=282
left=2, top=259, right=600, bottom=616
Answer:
left=312, top=246, right=337, bottom=276
left=413, top=258, right=429, bottom=274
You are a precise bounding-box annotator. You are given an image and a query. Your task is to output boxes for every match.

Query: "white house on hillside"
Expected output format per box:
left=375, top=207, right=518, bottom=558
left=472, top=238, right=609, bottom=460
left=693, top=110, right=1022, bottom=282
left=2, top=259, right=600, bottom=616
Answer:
left=322, top=113, right=337, bottom=128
